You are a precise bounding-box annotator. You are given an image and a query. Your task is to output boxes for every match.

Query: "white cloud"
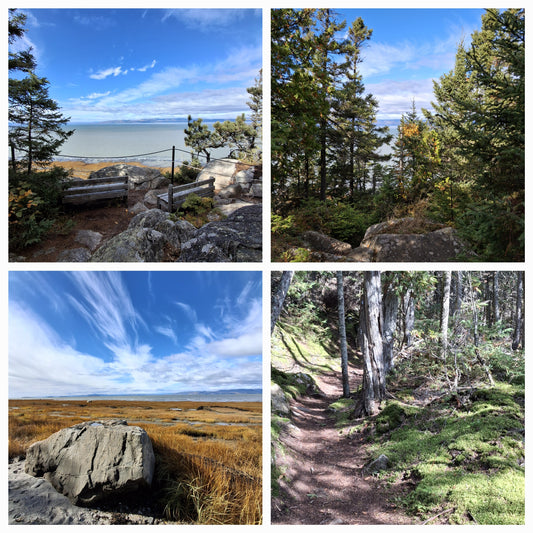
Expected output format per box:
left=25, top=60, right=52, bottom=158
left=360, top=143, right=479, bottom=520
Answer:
left=155, top=325, right=178, bottom=345
left=86, top=91, right=111, bottom=100
left=162, top=9, right=253, bottom=31
left=175, top=301, right=198, bottom=323
left=66, top=271, right=145, bottom=349
left=9, top=273, right=262, bottom=398
left=138, top=59, right=156, bottom=72
left=367, top=78, right=436, bottom=120
left=9, top=303, right=114, bottom=398
left=90, top=66, right=127, bottom=80
left=65, top=43, right=260, bottom=121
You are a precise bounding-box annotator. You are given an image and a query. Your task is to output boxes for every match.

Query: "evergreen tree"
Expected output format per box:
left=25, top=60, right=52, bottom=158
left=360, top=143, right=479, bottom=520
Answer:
left=425, top=8, right=524, bottom=260
left=213, top=114, right=258, bottom=160
left=184, top=115, right=222, bottom=163
left=393, top=101, right=440, bottom=205
left=8, top=10, right=73, bottom=175
left=246, top=69, right=263, bottom=161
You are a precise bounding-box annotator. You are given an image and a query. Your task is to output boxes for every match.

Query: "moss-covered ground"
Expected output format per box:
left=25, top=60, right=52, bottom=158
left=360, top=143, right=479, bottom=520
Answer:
left=364, top=384, right=525, bottom=524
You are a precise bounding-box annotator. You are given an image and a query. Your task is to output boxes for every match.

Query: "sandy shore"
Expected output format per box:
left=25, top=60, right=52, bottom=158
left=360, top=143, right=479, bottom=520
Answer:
left=45, top=160, right=173, bottom=179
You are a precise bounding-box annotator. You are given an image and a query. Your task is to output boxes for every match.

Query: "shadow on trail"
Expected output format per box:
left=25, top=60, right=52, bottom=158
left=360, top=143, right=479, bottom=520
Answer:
left=272, top=365, right=415, bottom=525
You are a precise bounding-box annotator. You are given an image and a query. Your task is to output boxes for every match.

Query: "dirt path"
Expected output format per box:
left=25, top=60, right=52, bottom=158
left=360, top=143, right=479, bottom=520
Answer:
left=272, top=365, right=416, bottom=525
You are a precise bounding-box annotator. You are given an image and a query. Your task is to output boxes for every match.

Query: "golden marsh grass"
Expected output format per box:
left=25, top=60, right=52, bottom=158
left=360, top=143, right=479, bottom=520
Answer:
left=9, top=399, right=262, bottom=524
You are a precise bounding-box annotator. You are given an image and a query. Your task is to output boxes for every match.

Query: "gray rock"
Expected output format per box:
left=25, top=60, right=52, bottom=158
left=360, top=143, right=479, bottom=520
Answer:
left=177, top=204, right=262, bottom=262
left=75, top=230, right=103, bottom=252
left=129, top=201, right=149, bottom=215
left=57, top=248, right=92, bottom=262
left=89, top=164, right=168, bottom=191
left=218, top=183, right=243, bottom=199
left=143, top=188, right=167, bottom=208
left=90, top=228, right=167, bottom=262
left=359, top=225, right=466, bottom=262
left=234, top=168, right=255, bottom=185
left=196, top=158, right=240, bottom=190
left=216, top=200, right=253, bottom=216
left=271, top=383, right=291, bottom=416
left=90, top=209, right=197, bottom=262
left=346, top=246, right=374, bottom=262
left=364, top=454, right=389, bottom=474
left=25, top=420, right=155, bottom=506
left=302, top=231, right=352, bottom=256
left=251, top=180, right=262, bottom=198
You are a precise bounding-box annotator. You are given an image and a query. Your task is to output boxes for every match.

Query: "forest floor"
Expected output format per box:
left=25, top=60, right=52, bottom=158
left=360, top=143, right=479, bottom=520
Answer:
left=272, top=362, right=417, bottom=525
left=271, top=315, right=525, bottom=525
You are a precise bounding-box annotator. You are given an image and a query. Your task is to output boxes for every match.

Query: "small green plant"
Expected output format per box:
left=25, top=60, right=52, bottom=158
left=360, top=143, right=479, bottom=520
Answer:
left=174, top=193, right=216, bottom=228
left=8, top=185, right=53, bottom=249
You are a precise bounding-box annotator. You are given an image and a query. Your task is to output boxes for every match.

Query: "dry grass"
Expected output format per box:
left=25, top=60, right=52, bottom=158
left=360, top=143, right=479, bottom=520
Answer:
left=8, top=399, right=262, bottom=524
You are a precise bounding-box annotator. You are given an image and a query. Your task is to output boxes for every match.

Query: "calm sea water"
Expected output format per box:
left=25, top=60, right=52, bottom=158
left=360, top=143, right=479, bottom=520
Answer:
left=57, top=122, right=230, bottom=167
left=37, top=392, right=262, bottom=403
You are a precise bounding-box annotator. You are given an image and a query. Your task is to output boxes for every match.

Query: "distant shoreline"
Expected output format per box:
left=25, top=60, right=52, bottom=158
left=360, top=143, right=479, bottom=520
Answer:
left=44, top=159, right=174, bottom=179
left=10, top=391, right=262, bottom=403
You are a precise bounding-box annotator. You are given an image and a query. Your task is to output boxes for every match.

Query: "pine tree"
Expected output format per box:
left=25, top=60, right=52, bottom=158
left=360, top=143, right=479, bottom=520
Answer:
left=184, top=115, right=222, bottom=163
left=425, top=9, right=524, bottom=260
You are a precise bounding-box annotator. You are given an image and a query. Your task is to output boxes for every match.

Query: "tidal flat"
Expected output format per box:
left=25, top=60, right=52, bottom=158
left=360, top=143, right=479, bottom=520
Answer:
left=8, top=399, right=262, bottom=524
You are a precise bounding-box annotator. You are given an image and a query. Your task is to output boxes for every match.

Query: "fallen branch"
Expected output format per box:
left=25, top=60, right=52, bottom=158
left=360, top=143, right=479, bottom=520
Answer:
left=422, top=507, right=454, bottom=525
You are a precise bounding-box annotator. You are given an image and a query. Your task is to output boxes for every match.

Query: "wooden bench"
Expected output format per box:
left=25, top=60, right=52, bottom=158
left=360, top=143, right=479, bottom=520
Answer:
left=62, top=176, right=128, bottom=206
left=157, top=177, right=215, bottom=212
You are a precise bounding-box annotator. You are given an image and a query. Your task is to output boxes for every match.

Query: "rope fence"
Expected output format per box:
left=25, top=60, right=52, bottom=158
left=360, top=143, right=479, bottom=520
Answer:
left=55, top=144, right=257, bottom=174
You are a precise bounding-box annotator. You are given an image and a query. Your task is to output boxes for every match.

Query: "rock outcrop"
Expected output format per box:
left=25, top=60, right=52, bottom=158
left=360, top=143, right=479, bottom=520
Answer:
left=90, top=209, right=196, bottom=262
left=297, top=218, right=469, bottom=262
left=177, top=204, right=262, bottom=262
left=25, top=420, right=155, bottom=506
left=271, top=383, right=291, bottom=416
left=351, top=218, right=467, bottom=262
left=89, top=164, right=169, bottom=191
left=196, top=159, right=241, bottom=190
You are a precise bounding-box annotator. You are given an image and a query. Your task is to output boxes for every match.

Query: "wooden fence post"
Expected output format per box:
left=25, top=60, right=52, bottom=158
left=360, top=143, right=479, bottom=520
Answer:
left=171, top=145, right=175, bottom=184
left=168, top=183, right=173, bottom=212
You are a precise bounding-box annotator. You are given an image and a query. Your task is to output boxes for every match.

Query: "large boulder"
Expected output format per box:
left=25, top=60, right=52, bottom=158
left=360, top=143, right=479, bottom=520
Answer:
left=196, top=159, right=240, bottom=190
left=352, top=218, right=467, bottom=262
left=90, top=209, right=196, bottom=262
left=24, top=420, right=155, bottom=506
left=302, top=230, right=352, bottom=256
left=89, top=164, right=169, bottom=191
left=271, top=383, right=291, bottom=416
left=177, top=204, right=262, bottom=262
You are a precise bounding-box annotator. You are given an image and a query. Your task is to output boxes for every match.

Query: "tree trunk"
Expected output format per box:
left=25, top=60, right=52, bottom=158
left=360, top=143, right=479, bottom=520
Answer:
left=452, top=271, right=463, bottom=316
left=493, top=271, right=500, bottom=323
left=512, top=271, right=524, bottom=350
left=337, top=272, right=350, bottom=398
left=382, top=280, right=398, bottom=374
left=271, top=271, right=294, bottom=334
left=319, top=117, right=327, bottom=201
left=361, top=271, right=385, bottom=415
left=440, top=271, right=452, bottom=361
left=400, top=288, right=415, bottom=349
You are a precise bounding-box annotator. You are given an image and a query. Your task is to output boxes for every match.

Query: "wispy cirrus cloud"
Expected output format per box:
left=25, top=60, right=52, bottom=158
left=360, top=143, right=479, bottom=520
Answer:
left=162, top=9, right=257, bottom=31
left=9, top=272, right=262, bottom=398
left=73, top=14, right=116, bottom=31
left=66, top=271, right=145, bottom=350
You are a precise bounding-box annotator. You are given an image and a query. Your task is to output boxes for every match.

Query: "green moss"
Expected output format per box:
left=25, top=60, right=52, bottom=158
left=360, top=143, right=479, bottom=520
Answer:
left=271, top=367, right=315, bottom=399
left=328, top=398, right=356, bottom=428
left=370, top=382, right=524, bottom=524
left=375, top=400, right=420, bottom=434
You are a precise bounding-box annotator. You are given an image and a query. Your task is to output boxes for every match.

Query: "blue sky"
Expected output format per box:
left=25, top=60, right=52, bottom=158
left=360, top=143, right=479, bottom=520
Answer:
left=333, top=8, right=486, bottom=120
left=10, top=8, right=262, bottom=123
left=9, top=271, right=262, bottom=398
